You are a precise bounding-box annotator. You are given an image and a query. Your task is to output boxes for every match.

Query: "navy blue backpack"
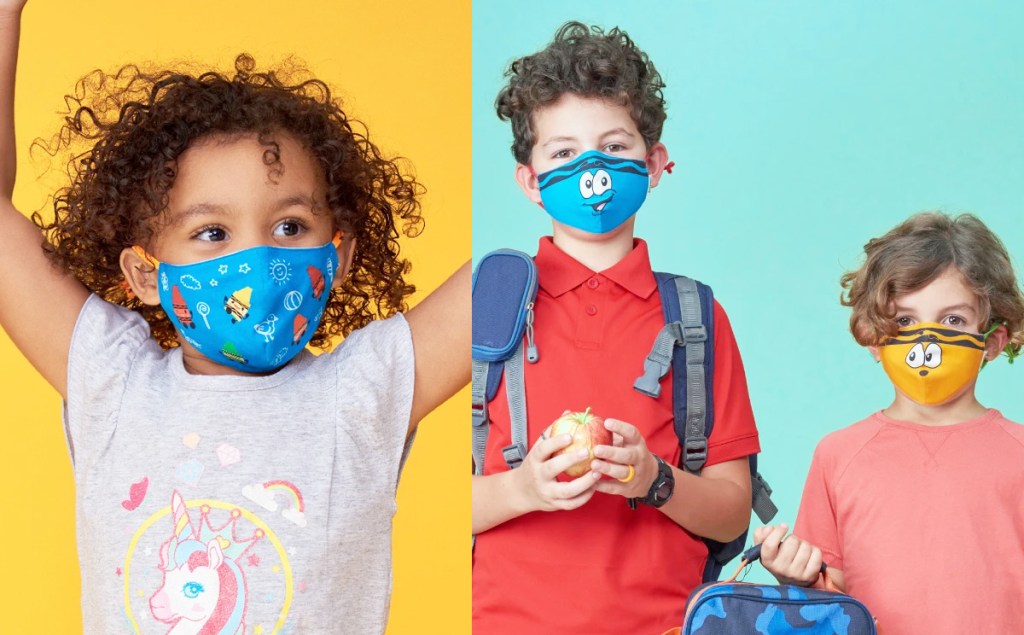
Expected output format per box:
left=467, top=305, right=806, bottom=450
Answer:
left=471, top=249, right=777, bottom=581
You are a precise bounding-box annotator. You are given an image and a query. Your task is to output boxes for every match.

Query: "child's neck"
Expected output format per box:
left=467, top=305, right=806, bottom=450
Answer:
left=551, top=225, right=635, bottom=272
left=883, top=388, right=990, bottom=427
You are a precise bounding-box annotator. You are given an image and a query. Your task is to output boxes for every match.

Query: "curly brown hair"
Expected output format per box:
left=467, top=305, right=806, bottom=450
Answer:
left=495, top=21, right=667, bottom=164
left=32, top=54, right=424, bottom=350
left=840, top=212, right=1024, bottom=357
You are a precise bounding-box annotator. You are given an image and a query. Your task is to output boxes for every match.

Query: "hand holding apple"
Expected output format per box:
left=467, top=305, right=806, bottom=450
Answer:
left=543, top=407, right=613, bottom=477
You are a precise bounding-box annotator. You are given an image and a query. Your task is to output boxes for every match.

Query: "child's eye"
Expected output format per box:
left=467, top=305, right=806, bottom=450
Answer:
left=274, top=220, right=307, bottom=237
left=604, top=143, right=625, bottom=153
left=896, top=316, right=914, bottom=327
left=192, top=226, right=227, bottom=242
left=552, top=149, right=574, bottom=160
left=944, top=315, right=965, bottom=327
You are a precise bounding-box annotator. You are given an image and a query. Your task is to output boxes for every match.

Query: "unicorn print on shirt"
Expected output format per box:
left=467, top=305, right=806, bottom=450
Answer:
left=148, top=491, right=263, bottom=634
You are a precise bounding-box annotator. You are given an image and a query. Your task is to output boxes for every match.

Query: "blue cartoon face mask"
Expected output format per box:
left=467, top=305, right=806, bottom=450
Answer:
left=134, top=236, right=341, bottom=373
left=536, top=150, right=650, bottom=234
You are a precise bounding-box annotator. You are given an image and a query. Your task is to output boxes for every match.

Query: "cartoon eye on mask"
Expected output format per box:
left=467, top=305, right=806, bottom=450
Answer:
left=923, top=342, right=942, bottom=368
left=906, top=343, right=925, bottom=368
left=579, top=171, right=595, bottom=198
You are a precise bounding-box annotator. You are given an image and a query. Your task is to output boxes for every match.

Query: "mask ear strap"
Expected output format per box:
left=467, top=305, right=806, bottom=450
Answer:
left=980, top=320, right=1019, bottom=366
left=331, top=231, right=345, bottom=248
left=131, top=245, right=160, bottom=269
left=983, top=321, right=1004, bottom=338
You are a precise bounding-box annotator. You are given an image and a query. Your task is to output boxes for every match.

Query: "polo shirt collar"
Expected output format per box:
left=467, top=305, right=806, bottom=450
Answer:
left=535, top=236, right=658, bottom=299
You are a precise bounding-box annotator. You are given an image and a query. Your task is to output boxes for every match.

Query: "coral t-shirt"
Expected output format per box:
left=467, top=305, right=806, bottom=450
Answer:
left=473, top=238, right=760, bottom=634
left=795, top=409, right=1024, bottom=634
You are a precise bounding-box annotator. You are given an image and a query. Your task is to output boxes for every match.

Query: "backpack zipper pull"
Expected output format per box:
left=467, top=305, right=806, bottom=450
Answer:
left=525, top=302, right=539, bottom=363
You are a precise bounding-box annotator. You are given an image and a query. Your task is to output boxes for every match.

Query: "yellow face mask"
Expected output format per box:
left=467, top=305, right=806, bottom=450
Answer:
left=879, top=323, right=987, bottom=405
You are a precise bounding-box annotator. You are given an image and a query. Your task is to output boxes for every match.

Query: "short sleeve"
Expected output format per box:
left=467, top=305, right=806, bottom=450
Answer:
left=705, top=300, right=760, bottom=466
left=794, top=443, right=844, bottom=570
left=64, top=294, right=153, bottom=466
left=332, top=313, right=415, bottom=482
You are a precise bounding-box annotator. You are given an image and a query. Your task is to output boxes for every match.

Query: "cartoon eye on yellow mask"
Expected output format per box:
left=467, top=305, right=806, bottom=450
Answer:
left=879, top=323, right=987, bottom=405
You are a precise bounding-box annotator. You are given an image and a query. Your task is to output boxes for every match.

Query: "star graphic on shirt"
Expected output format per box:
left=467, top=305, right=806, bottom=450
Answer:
left=209, top=279, right=218, bottom=287
left=247, top=553, right=260, bottom=567
left=253, top=626, right=264, bottom=635
left=115, top=567, right=122, bottom=576
left=238, top=263, right=251, bottom=274
left=218, top=264, right=229, bottom=275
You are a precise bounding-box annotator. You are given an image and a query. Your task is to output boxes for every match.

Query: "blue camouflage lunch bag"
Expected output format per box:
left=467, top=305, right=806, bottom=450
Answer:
left=670, top=545, right=879, bottom=635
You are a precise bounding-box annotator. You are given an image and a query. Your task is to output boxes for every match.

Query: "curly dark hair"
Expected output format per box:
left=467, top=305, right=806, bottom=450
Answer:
left=495, top=21, right=667, bottom=164
left=32, top=54, right=424, bottom=350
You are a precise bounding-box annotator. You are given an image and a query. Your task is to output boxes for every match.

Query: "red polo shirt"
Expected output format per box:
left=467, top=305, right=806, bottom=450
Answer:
left=472, top=237, right=760, bottom=634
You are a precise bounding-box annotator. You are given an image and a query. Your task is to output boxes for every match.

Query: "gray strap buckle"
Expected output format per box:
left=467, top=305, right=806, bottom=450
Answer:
left=502, top=442, right=527, bottom=469
left=683, top=324, right=707, bottom=344
left=634, top=358, right=670, bottom=397
left=683, top=436, right=708, bottom=472
left=751, top=471, right=779, bottom=523
left=472, top=402, right=488, bottom=428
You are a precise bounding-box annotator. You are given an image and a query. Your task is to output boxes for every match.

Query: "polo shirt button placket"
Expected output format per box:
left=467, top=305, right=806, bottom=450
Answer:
left=585, top=304, right=598, bottom=316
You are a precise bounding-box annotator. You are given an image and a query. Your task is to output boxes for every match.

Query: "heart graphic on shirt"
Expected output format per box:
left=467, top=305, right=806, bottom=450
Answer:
left=121, top=477, right=149, bottom=511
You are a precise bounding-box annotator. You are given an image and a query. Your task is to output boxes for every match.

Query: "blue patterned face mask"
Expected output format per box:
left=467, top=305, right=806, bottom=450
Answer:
left=133, top=235, right=341, bottom=372
left=536, top=150, right=650, bottom=234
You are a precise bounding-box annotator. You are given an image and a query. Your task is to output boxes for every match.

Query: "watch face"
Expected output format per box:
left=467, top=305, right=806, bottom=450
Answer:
left=654, top=481, right=672, bottom=502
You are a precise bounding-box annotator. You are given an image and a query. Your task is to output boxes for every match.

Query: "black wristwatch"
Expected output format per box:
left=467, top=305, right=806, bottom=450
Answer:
left=631, top=455, right=675, bottom=509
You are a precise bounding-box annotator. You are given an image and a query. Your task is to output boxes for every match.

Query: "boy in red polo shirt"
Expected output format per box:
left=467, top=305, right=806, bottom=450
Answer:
left=472, top=22, right=762, bottom=633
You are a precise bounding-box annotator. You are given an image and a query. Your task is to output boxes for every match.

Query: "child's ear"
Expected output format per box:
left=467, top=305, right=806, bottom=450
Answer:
left=332, top=236, right=357, bottom=288
left=867, top=345, right=882, bottom=362
left=119, top=247, right=161, bottom=305
left=514, top=163, right=542, bottom=205
left=645, top=142, right=670, bottom=189
left=984, top=323, right=1009, bottom=361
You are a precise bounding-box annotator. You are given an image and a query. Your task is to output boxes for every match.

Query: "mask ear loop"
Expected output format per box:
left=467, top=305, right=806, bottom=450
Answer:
left=131, top=245, right=161, bottom=269
left=980, top=320, right=1018, bottom=367
left=119, top=246, right=161, bottom=301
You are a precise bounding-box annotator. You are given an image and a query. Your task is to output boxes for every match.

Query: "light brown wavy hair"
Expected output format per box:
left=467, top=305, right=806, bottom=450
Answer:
left=33, top=54, right=424, bottom=350
left=495, top=21, right=667, bottom=164
left=840, top=212, right=1024, bottom=357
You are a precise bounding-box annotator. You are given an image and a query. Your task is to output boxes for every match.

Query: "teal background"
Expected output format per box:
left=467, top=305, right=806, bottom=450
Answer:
left=473, top=2, right=1024, bottom=584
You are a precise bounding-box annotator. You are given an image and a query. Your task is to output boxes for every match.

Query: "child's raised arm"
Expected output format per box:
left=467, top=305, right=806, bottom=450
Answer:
left=0, top=1, right=88, bottom=399
left=404, top=260, right=470, bottom=435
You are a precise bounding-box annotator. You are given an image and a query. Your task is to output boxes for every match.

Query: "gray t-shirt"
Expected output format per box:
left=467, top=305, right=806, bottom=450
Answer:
left=64, top=294, right=414, bottom=634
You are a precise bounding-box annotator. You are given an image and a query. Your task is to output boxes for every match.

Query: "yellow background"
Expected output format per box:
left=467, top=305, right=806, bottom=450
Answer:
left=0, top=1, right=469, bottom=632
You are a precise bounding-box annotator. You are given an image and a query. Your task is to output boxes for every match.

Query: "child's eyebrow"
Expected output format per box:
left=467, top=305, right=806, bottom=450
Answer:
left=272, top=193, right=319, bottom=213
left=168, top=202, right=232, bottom=225
left=893, top=303, right=977, bottom=315
left=168, top=194, right=320, bottom=225
left=598, top=127, right=635, bottom=140
left=541, top=135, right=579, bottom=148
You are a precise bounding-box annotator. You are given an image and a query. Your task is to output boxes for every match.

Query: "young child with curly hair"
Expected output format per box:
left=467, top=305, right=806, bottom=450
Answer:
left=0, top=1, right=467, bottom=633
left=755, top=212, right=1024, bottom=634
left=472, top=22, right=762, bottom=632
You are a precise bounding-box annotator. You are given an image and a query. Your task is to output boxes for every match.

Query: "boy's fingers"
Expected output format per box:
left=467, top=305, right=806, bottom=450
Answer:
left=534, top=433, right=573, bottom=461
left=753, top=525, right=772, bottom=545
left=591, top=443, right=630, bottom=464
left=760, top=523, right=789, bottom=560
left=605, top=418, right=639, bottom=442
left=804, top=547, right=824, bottom=582
left=541, top=447, right=590, bottom=480
left=554, top=472, right=598, bottom=500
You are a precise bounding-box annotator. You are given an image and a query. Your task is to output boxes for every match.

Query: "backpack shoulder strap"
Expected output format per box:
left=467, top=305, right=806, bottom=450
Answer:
left=634, top=272, right=713, bottom=473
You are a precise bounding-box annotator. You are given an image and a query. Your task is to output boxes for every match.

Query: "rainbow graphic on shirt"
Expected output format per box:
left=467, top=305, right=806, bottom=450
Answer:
left=242, top=480, right=308, bottom=527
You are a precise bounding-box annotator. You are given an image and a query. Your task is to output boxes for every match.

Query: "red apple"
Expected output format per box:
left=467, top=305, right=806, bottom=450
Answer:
left=544, top=407, right=612, bottom=477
